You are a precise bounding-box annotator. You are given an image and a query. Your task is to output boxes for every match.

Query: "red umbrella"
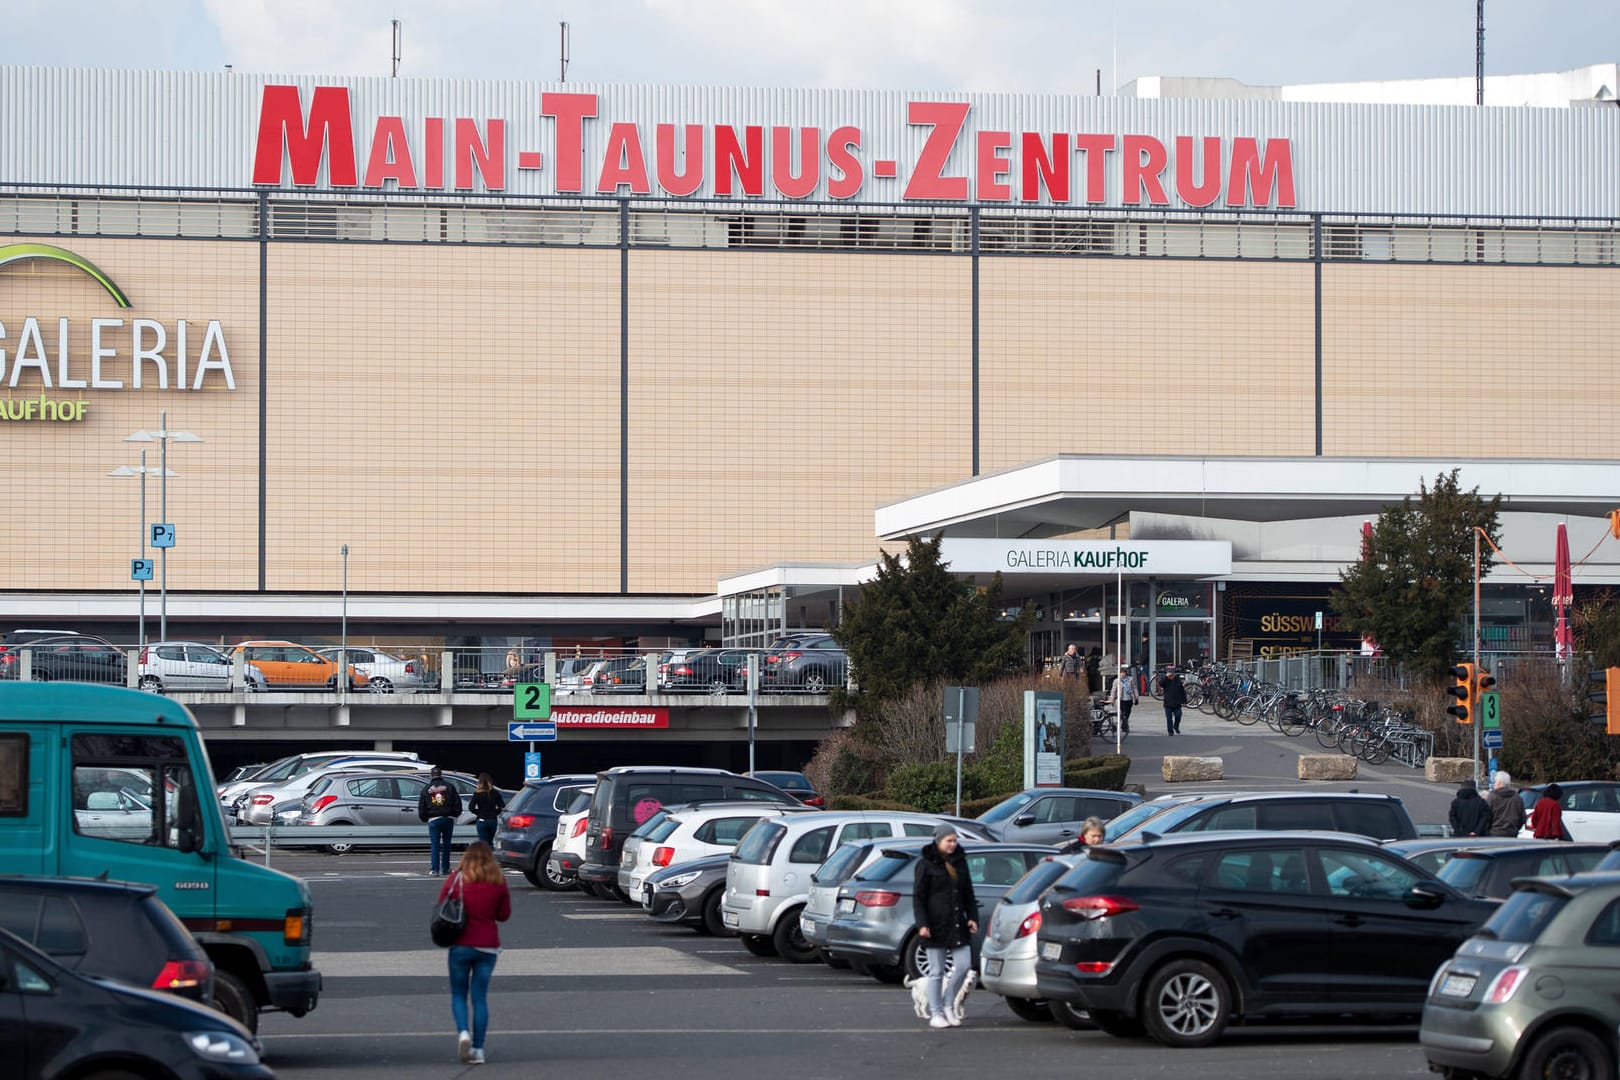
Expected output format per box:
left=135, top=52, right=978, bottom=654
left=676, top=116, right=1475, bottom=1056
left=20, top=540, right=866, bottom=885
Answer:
left=1359, top=521, right=1381, bottom=657
left=1554, top=522, right=1573, bottom=660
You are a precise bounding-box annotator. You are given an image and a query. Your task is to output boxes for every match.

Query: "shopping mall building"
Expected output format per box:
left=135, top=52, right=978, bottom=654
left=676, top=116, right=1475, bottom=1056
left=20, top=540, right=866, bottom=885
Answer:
left=2, top=64, right=1619, bottom=696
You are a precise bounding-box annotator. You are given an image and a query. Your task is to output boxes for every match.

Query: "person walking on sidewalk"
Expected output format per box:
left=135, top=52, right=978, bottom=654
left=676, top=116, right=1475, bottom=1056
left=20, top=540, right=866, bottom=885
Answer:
left=1161, top=668, right=1187, bottom=735
left=1486, top=771, right=1527, bottom=837
left=1057, top=644, right=1083, bottom=685
left=913, top=823, right=979, bottom=1030
left=440, top=841, right=511, bottom=1066
left=1111, top=665, right=1136, bottom=735
left=419, top=766, right=463, bottom=875
left=1529, top=783, right=1566, bottom=840
left=1447, top=779, right=1493, bottom=838
left=468, top=773, right=506, bottom=847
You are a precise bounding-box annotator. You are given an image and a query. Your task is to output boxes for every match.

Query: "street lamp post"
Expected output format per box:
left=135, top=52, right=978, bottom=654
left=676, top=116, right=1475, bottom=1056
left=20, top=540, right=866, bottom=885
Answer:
left=125, top=410, right=201, bottom=642
left=340, top=544, right=349, bottom=699
left=108, top=449, right=158, bottom=645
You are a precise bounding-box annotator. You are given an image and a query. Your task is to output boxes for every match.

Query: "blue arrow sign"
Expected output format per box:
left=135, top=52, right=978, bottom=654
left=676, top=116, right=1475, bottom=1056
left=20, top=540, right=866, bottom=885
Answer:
left=508, top=722, right=557, bottom=742
left=1482, top=729, right=1503, bottom=750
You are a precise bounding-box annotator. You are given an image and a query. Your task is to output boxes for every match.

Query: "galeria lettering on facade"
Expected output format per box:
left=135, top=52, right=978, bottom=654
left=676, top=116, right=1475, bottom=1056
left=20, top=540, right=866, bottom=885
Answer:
left=0, top=317, right=235, bottom=391
left=253, top=86, right=1295, bottom=208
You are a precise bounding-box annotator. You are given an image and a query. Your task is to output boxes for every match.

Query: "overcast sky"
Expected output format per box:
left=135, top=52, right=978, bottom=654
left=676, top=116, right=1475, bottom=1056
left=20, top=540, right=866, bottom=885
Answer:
left=4, top=0, right=1616, bottom=93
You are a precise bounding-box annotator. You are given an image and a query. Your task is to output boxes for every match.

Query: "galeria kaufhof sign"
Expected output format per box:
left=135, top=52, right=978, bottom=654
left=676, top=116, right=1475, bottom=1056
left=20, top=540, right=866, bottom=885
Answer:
left=939, top=538, right=1233, bottom=577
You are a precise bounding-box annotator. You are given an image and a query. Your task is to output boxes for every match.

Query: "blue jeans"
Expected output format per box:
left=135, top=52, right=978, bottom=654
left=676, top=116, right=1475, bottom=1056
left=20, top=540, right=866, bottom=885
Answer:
left=428, top=816, right=455, bottom=873
left=447, top=946, right=497, bottom=1049
left=476, top=819, right=497, bottom=846
left=925, top=945, right=972, bottom=1018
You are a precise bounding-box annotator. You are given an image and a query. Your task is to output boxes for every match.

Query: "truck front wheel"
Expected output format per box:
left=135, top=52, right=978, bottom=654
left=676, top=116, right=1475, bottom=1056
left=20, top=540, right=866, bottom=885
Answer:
left=213, top=970, right=258, bottom=1033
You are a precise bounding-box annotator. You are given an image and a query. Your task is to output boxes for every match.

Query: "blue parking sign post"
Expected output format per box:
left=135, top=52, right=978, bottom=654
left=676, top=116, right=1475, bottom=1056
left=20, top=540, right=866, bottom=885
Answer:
left=130, top=559, right=154, bottom=581
left=524, top=752, right=543, bottom=781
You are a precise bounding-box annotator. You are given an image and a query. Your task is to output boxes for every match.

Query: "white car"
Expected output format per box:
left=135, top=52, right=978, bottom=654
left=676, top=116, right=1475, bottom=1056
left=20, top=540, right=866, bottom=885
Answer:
left=618, top=802, right=808, bottom=902
left=217, top=749, right=424, bottom=816
left=1517, top=781, right=1620, bottom=843
left=317, top=647, right=426, bottom=693
left=235, top=759, right=431, bottom=825
left=138, top=640, right=266, bottom=692
left=721, top=811, right=995, bottom=962
left=545, top=787, right=596, bottom=889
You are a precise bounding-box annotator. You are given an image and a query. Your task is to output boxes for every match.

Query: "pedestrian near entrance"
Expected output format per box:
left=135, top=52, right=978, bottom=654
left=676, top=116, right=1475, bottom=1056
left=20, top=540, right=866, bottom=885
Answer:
left=1057, top=644, right=1083, bottom=682
left=1447, top=779, right=1493, bottom=838
left=1485, top=771, right=1527, bottom=837
left=1085, top=648, right=1101, bottom=693
left=440, top=841, right=511, bottom=1066
left=1111, top=666, right=1136, bottom=735
left=1161, top=668, right=1186, bottom=735
left=419, top=767, right=463, bottom=875
left=913, top=823, right=979, bottom=1029
left=1529, top=783, right=1566, bottom=840
left=469, top=773, right=506, bottom=847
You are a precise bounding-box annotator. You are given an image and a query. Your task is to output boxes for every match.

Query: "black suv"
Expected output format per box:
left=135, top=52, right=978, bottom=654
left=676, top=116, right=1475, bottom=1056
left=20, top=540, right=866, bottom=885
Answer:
left=1034, top=832, right=1497, bottom=1048
left=578, top=767, right=798, bottom=899
left=760, top=633, right=847, bottom=694
left=1112, top=790, right=1419, bottom=842
left=0, top=876, right=213, bottom=1006
left=491, top=774, right=597, bottom=889
left=0, top=631, right=127, bottom=685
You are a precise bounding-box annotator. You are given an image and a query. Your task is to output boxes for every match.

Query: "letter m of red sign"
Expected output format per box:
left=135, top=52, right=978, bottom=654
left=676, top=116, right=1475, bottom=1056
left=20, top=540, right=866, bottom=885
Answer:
left=252, top=85, right=358, bottom=186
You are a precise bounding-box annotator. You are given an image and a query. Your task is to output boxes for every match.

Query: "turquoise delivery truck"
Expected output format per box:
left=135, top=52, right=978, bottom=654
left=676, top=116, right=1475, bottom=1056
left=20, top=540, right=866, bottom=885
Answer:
left=0, top=682, right=320, bottom=1032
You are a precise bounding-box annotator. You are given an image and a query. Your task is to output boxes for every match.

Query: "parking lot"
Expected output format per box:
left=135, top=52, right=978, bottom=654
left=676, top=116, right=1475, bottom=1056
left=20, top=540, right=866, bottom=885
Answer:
left=259, top=851, right=1438, bottom=1079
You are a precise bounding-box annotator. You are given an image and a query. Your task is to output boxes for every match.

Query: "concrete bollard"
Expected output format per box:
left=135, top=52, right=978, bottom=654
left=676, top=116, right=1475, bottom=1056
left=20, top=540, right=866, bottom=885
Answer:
left=1298, top=754, right=1357, bottom=780
left=1426, top=757, right=1475, bottom=783
left=1162, top=756, right=1224, bottom=782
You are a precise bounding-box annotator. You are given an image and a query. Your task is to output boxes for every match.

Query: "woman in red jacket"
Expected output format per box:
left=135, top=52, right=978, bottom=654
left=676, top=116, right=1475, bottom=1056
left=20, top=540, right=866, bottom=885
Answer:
left=1530, top=783, right=1566, bottom=840
left=439, top=841, right=511, bottom=1065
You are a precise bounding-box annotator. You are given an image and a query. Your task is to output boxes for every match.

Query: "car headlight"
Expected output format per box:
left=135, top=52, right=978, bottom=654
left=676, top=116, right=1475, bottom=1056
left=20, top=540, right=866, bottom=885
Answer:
left=658, top=871, right=702, bottom=889
left=185, top=1030, right=260, bottom=1064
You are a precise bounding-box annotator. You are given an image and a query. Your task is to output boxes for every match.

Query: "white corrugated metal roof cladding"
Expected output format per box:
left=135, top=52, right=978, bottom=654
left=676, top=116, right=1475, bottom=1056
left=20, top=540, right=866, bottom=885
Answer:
left=2, top=66, right=1617, bottom=217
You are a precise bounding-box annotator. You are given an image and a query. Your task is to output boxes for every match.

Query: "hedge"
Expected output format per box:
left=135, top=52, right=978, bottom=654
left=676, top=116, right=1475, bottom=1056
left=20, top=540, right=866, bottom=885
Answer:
left=1064, top=754, right=1131, bottom=791
left=827, top=794, right=923, bottom=813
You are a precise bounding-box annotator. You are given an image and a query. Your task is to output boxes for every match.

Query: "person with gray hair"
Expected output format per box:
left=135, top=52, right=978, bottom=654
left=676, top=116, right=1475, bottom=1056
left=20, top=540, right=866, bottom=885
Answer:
left=1486, top=770, right=1527, bottom=837
left=912, top=822, right=979, bottom=1028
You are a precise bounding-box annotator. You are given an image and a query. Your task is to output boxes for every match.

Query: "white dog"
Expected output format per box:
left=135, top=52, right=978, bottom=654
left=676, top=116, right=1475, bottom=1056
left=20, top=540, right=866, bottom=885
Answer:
left=904, top=968, right=978, bottom=1020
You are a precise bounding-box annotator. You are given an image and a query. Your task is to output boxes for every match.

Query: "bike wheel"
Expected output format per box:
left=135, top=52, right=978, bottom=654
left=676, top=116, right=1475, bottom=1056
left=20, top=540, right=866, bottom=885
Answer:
left=1231, top=696, right=1260, bottom=725
left=1314, top=720, right=1342, bottom=750
left=1277, top=709, right=1307, bottom=737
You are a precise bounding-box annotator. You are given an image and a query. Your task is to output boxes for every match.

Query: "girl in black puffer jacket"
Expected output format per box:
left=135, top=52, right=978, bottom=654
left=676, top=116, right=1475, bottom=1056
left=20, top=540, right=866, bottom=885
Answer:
left=912, top=823, right=979, bottom=1028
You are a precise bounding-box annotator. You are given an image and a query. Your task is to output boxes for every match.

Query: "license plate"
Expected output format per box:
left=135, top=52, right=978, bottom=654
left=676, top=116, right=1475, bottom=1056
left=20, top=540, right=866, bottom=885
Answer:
left=641, top=886, right=653, bottom=910
left=722, top=910, right=739, bottom=928
left=838, top=898, right=856, bottom=914
left=984, top=958, right=1003, bottom=977
left=800, top=916, right=815, bottom=934
left=1439, top=973, right=1477, bottom=998
left=1040, top=942, right=1061, bottom=961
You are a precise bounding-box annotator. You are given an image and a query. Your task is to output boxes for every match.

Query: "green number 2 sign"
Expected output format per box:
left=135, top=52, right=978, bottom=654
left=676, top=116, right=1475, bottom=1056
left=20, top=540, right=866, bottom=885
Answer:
left=514, top=682, right=551, bottom=719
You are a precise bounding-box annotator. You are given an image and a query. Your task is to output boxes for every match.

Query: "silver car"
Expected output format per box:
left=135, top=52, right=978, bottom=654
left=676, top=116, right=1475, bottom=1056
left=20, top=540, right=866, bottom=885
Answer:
left=317, top=647, right=426, bottom=694
left=296, top=769, right=502, bottom=853
left=137, top=640, right=266, bottom=693
left=800, top=838, right=894, bottom=956
left=236, top=759, right=430, bottom=826
left=980, top=852, right=1083, bottom=1023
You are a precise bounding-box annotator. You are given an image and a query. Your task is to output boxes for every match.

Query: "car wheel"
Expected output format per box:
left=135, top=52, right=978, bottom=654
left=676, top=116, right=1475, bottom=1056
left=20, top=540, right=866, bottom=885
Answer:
left=801, top=668, right=828, bottom=693
left=367, top=677, right=394, bottom=694
left=902, top=931, right=957, bottom=982
left=709, top=678, right=729, bottom=695
left=820, top=949, right=851, bottom=969
left=139, top=674, right=163, bottom=693
left=538, top=849, right=574, bottom=892
left=212, top=970, right=258, bottom=1033
left=740, top=933, right=778, bottom=958
left=1515, top=1025, right=1614, bottom=1080
left=322, top=822, right=356, bottom=855
left=1141, top=958, right=1231, bottom=1048
left=772, top=905, right=820, bottom=963
left=1050, top=1000, right=1096, bottom=1030
left=701, top=889, right=732, bottom=937
left=1087, top=1008, right=1146, bottom=1038
left=1005, top=996, right=1056, bottom=1023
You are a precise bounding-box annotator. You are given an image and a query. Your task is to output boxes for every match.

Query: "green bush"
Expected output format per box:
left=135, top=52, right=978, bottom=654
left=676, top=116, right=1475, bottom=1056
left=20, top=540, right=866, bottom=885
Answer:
left=1062, top=754, right=1131, bottom=791
left=827, top=741, right=882, bottom=798
left=885, top=760, right=993, bottom=814
left=827, top=794, right=922, bottom=813
left=957, top=791, right=1020, bottom=818
left=973, top=721, right=1025, bottom=796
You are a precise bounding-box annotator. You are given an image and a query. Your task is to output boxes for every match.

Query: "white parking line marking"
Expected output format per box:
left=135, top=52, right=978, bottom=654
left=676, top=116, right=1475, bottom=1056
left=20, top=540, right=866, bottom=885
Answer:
left=314, top=946, right=743, bottom=978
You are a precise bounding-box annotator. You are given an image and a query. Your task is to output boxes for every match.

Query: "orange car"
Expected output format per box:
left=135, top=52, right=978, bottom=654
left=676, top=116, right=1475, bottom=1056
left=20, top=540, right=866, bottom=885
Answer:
left=230, top=641, right=367, bottom=690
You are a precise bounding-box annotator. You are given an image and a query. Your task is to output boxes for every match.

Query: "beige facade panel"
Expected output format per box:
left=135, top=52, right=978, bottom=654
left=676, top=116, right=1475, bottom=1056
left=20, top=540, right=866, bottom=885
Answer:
left=265, top=245, right=620, bottom=593
left=978, top=259, right=1316, bottom=470
left=0, top=236, right=260, bottom=592
left=1322, top=264, right=1620, bottom=458
left=626, top=250, right=972, bottom=593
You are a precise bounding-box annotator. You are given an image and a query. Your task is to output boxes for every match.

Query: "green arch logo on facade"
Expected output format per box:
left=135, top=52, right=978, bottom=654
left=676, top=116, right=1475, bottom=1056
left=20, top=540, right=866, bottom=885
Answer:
left=0, top=243, right=131, bottom=308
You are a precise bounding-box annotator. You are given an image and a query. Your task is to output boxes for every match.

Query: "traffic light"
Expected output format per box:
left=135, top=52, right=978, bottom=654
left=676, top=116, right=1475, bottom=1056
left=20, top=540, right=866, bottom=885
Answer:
left=1446, top=662, right=1475, bottom=723
left=1586, top=667, right=1620, bottom=735
left=1475, top=668, right=1496, bottom=699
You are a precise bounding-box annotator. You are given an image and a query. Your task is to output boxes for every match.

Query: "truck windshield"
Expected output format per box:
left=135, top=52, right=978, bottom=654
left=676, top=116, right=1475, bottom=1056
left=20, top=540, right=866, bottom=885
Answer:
left=71, top=734, right=206, bottom=852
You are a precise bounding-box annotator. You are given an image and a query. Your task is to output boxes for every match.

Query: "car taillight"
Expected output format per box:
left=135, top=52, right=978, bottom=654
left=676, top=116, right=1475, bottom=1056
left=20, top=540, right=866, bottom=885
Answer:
left=1485, top=966, right=1528, bottom=1004
left=1059, top=895, right=1140, bottom=920
left=138, top=647, right=150, bottom=664
left=310, top=795, right=337, bottom=813
left=153, top=959, right=210, bottom=991
left=1074, top=960, right=1117, bottom=974
left=1016, top=911, right=1042, bottom=938
left=855, top=890, right=901, bottom=907
left=599, top=826, right=613, bottom=849
left=571, top=817, right=588, bottom=837
left=405, top=661, right=417, bottom=674
left=804, top=795, right=825, bottom=807
left=507, top=814, right=535, bottom=829
left=252, top=794, right=276, bottom=805
left=674, top=665, right=693, bottom=676
left=653, top=846, right=675, bottom=867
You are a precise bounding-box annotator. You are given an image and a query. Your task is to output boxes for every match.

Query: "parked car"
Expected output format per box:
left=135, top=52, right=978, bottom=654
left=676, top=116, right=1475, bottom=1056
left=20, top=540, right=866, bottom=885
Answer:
left=0, top=927, right=271, bottom=1080
left=1034, top=831, right=1498, bottom=1047
left=295, top=768, right=515, bottom=848
left=229, top=640, right=366, bottom=690
left=722, top=810, right=996, bottom=963
left=1599, top=840, right=1620, bottom=871
left=643, top=852, right=734, bottom=934
left=316, top=646, right=425, bottom=693
left=138, top=641, right=266, bottom=692
left=746, top=770, right=824, bottom=807
left=760, top=633, right=848, bottom=694
left=1434, top=842, right=1609, bottom=900
left=977, top=787, right=1142, bottom=846
left=1517, top=781, right=1620, bottom=842
left=1422, top=871, right=1620, bottom=1080
left=492, top=774, right=597, bottom=888
left=216, top=749, right=423, bottom=817
left=980, top=852, right=1086, bottom=1024
left=590, top=655, right=648, bottom=694
left=796, top=837, right=896, bottom=960
left=578, top=767, right=798, bottom=899
left=0, top=633, right=126, bottom=685
left=236, top=759, right=431, bottom=826
left=620, top=802, right=810, bottom=902
left=1096, top=793, right=1230, bottom=845
left=1108, top=789, right=1420, bottom=843
left=544, top=787, right=597, bottom=892
left=657, top=649, right=704, bottom=691
left=825, top=839, right=1055, bottom=983
left=663, top=649, right=751, bottom=694
left=553, top=656, right=603, bottom=697
left=1382, top=835, right=1545, bottom=876
left=0, top=876, right=213, bottom=1006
